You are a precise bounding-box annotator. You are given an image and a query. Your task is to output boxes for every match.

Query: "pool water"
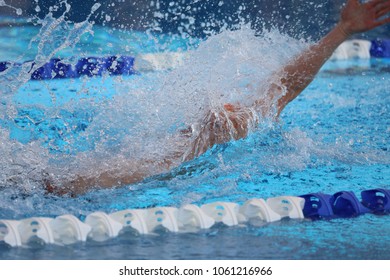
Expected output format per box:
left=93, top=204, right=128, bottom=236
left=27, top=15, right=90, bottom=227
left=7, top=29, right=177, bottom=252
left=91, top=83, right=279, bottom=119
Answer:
left=1, top=215, right=390, bottom=260
left=1, top=4, right=390, bottom=259
left=1, top=57, right=389, bottom=259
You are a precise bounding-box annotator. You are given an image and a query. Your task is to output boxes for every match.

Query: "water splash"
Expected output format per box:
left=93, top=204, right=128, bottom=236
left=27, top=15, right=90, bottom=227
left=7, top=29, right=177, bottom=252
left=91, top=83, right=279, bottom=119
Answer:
left=0, top=1, right=388, bottom=207
left=0, top=22, right=307, bottom=194
left=0, top=1, right=100, bottom=96
left=0, top=0, right=22, bottom=16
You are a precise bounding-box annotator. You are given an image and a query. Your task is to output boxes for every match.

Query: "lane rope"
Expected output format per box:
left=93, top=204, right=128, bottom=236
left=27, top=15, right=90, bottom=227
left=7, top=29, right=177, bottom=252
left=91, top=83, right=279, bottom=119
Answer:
left=0, top=39, right=389, bottom=80
left=0, top=188, right=389, bottom=247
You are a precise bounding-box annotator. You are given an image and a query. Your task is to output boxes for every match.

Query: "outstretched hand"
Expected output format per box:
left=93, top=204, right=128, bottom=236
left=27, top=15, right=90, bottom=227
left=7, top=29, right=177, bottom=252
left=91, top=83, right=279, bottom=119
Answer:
left=340, top=0, right=390, bottom=35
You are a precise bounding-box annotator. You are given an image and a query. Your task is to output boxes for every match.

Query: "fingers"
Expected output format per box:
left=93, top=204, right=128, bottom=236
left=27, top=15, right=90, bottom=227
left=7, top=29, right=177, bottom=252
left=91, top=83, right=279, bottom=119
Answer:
left=376, top=3, right=390, bottom=18
left=368, top=0, right=389, bottom=7
left=366, top=0, right=390, bottom=21
left=377, top=7, right=390, bottom=18
left=374, top=16, right=390, bottom=28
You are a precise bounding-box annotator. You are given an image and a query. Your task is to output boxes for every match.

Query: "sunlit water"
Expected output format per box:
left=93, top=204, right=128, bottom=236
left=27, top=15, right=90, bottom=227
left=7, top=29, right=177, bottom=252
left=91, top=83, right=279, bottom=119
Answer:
left=0, top=1, right=390, bottom=259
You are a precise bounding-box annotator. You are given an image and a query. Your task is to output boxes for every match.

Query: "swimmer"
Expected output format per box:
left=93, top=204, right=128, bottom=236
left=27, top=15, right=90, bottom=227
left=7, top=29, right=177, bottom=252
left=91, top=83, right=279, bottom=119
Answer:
left=45, top=0, right=390, bottom=195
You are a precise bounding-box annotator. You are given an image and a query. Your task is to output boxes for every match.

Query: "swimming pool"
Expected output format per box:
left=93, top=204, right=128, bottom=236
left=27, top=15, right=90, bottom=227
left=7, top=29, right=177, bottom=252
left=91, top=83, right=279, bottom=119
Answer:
left=1, top=1, right=390, bottom=260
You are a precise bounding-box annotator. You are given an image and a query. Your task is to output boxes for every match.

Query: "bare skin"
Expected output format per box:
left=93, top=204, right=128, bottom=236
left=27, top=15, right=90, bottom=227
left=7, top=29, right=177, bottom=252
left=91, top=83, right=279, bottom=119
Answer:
left=46, top=0, right=390, bottom=195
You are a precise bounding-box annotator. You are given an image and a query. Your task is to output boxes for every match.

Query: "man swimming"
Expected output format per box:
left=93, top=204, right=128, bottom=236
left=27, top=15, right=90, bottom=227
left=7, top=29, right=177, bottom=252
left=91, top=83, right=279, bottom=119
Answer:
left=46, top=0, right=390, bottom=195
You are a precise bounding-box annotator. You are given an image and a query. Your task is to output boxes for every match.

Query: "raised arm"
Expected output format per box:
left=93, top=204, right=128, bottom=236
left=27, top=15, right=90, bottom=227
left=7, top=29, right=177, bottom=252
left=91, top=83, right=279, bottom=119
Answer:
left=276, top=0, right=390, bottom=115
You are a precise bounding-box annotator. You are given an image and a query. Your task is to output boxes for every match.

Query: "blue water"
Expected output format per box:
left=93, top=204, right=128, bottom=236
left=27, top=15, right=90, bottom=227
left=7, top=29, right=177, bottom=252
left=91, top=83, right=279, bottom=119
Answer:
left=1, top=58, right=389, bottom=259
left=1, top=5, right=390, bottom=259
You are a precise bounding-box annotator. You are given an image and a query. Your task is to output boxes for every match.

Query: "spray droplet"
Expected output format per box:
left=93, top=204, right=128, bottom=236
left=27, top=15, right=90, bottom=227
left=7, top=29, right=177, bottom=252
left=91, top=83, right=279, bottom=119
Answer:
left=91, top=3, right=101, bottom=13
left=16, top=8, right=22, bottom=15
left=35, top=5, right=41, bottom=12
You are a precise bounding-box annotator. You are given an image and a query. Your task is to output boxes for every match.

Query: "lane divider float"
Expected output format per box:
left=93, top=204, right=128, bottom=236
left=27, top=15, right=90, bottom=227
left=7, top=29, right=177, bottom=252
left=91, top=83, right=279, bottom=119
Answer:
left=1, top=188, right=389, bottom=248
left=0, top=39, right=389, bottom=80
left=0, top=52, right=189, bottom=80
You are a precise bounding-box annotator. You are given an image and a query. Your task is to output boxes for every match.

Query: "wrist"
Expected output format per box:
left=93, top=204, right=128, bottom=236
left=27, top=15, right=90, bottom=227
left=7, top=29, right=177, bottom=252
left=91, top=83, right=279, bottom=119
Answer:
left=336, top=22, right=352, bottom=38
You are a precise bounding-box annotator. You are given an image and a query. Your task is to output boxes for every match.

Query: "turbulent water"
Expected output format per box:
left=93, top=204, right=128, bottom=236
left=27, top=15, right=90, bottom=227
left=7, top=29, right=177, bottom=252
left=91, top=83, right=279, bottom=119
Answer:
left=0, top=0, right=389, bottom=218
left=0, top=1, right=307, bottom=192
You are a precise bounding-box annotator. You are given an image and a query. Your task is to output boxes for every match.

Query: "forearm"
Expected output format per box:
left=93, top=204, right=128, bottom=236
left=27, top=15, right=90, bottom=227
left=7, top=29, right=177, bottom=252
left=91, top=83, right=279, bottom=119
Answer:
left=276, top=0, right=390, bottom=114
left=277, top=24, right=349, bottom=113
left=46, top=158, right=177, bottom=195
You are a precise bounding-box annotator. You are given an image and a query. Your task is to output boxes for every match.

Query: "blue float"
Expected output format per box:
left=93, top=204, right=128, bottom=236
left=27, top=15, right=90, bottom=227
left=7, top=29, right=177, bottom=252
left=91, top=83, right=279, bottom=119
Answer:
left=329, top=191, right=371, bottom=218
left=30, top=60, right=56, bottom=80
left=1, top=56, right=136, bottom=80
left=75, top=57, right=107, bottom=77
left=105, top=56, right=135, bottom=75
left=299, top=193, right=334, bottom=219
left=299, top=189, right=390, bottom=219
left=361, top=188, right=390, bottom=214
left=50, top=58, right=79, bottom=79
left=0, top=61, right=10, bottom=72
left=370, top=39, right=390, bottom=58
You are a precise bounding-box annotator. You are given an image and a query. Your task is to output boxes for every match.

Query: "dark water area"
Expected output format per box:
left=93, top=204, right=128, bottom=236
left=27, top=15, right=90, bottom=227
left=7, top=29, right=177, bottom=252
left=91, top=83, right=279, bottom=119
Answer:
left=1, top=0, right=389, bottom=40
